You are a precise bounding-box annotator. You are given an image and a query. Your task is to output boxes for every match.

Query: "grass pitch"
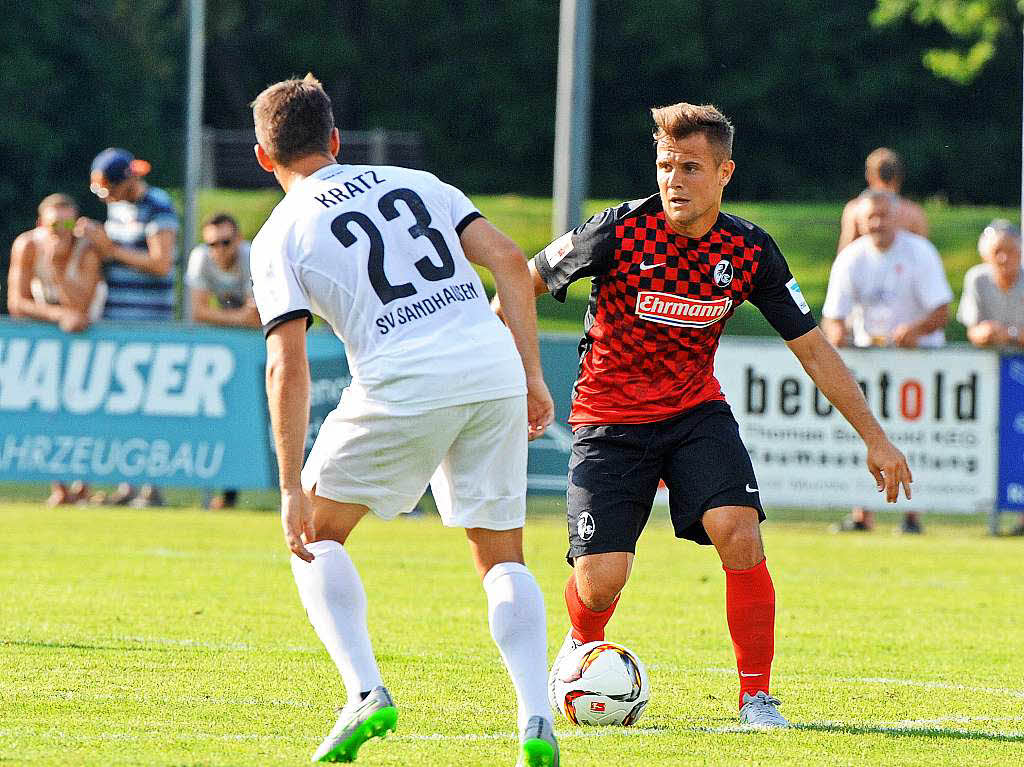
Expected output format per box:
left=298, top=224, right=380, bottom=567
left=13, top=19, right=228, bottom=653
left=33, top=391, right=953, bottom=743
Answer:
left=2, top=501, right=1022, bottom=766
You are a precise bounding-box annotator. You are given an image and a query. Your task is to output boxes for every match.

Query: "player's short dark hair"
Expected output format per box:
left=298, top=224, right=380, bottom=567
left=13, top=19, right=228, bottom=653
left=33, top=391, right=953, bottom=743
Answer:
left=865, top=148, right=905, bottom=185
left=38, top=193, right=77, bottom=217
left=203, top=212, right=239, bottom=232
left=251, top=74, right=335, bottom=165
left=651, top=102, right=734, bottom=164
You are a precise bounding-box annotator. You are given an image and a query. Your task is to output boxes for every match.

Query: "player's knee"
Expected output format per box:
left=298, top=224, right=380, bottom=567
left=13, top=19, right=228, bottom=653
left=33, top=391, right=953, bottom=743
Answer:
left=575, top=559, right=628, bottom=611
left=714, top=523, right=764, bottom=569
left=581, top=583, right=621, bottom=612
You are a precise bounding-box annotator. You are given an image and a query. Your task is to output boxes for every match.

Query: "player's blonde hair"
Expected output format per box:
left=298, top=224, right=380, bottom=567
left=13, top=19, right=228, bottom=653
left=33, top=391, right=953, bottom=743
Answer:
left=651, top=102, right=734, bottom=164
left=251, top=74, right=335, bottom=165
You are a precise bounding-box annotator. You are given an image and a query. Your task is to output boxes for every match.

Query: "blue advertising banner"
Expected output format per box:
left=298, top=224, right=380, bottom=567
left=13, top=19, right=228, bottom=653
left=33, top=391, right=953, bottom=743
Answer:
left=998, top=354, right=1024, bottom=510
left=6, top=319, right=1014, bottom=513
left=0, top=319, right=573, bottom=493
left=0, top=319, right=273, bottom=488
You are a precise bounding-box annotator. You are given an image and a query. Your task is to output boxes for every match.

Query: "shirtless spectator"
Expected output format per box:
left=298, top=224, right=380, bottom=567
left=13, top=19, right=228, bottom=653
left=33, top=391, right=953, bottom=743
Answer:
left=7, top=193, right=107, bottom=506
left=838, top=148, right=928, bottom=253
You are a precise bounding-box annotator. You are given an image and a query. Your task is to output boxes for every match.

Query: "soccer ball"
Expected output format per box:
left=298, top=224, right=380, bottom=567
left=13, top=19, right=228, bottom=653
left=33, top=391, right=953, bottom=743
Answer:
left=551, top=641, right=650, bottom=726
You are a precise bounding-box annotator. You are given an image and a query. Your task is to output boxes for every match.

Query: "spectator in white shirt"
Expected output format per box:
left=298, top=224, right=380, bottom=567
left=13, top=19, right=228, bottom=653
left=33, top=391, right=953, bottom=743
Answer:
left=822, top=190, right=952, bottom=534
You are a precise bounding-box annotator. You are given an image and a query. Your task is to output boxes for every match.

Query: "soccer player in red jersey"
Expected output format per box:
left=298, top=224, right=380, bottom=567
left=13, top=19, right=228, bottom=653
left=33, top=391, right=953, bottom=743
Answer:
left=498, top=103, right=913, bottom=728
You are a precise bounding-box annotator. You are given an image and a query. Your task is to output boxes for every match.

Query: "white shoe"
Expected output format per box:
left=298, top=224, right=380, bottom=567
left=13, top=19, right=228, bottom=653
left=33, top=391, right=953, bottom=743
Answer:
left=548, top=629, right=582, bottom=713
left=739, top=691, right=789, bottom=729
left=311, top=686, right=398, bottom=762
left=516, top=715, right=559, bottom=767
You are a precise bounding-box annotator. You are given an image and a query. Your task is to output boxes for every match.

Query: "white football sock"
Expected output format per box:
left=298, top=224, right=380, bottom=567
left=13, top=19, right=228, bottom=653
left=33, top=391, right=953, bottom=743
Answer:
left=483, top=561, right=552, bottom=733
left=291, top=539, right=383, bottom=704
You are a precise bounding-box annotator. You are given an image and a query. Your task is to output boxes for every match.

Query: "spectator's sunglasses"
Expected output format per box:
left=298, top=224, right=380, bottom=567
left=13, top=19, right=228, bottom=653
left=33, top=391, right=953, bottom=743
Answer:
left=205, top=237, right=234, bottom=248
left=90, top=178, right=127, bottom=200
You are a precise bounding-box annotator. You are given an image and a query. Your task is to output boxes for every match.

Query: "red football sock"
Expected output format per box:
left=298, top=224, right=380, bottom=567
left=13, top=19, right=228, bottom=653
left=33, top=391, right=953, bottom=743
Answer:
left=724, top=558, right=775, bottom=709
left=564, top=573, right=619, bottom=643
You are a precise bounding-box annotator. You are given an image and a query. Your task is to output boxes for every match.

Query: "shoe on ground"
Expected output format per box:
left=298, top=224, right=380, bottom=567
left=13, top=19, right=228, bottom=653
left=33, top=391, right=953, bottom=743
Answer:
left=830, top=516, right=871, bottom=533
left=900, top=516, right=923, bottom=534
left=311, top=685, right=398, bottom=763
left=45, top=486, right=72, bottom=507
left=130, top=485, right=164, bottom=508
left=739, top=691, right=789, bottom=729
left=90, top=483, right=136, bottom=506
left=209, top=490, right=239, bottom=510
left=517, top=715, right=559, bottom=767
left=548, top=628, right=582, bottom=713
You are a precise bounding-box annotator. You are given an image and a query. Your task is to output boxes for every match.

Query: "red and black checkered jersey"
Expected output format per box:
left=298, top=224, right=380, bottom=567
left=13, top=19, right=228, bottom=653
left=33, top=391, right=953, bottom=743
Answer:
left=535, top=195, right=817, bottom=426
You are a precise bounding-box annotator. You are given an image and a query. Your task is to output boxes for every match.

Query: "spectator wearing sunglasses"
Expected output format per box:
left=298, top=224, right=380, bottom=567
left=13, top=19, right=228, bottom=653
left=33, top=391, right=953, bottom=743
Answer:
left=186, top=212, right=259, bottom=511
left=186, top=213, right=259, bottom=328
left=7, top=193, right=107, bottom=506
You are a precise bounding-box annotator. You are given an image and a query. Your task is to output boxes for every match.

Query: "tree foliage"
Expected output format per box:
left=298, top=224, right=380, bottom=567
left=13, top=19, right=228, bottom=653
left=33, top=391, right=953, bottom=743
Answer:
left=1, top=0, right=1020, bottom=297
left=872, top=0, right=1024, bottom=83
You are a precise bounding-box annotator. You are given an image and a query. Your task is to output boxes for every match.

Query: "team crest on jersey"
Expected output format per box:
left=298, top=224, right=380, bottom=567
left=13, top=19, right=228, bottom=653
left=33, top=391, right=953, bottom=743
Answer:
left=635, top=291, right=733, bottom=328
left=577, top=512, right=596, bottom=542
left=713, top=259, right=734, bottom=287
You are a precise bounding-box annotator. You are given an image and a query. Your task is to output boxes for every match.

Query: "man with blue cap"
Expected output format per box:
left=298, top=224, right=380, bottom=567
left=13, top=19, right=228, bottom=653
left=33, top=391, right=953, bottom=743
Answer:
left=82, top=148, right=179, bottom=507
left=82, top=147, right=179, bottom=322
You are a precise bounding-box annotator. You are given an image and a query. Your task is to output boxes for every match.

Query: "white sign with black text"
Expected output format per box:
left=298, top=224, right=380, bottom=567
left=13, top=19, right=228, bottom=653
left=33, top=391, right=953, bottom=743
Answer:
left=715, top=338, right=999, bottom=513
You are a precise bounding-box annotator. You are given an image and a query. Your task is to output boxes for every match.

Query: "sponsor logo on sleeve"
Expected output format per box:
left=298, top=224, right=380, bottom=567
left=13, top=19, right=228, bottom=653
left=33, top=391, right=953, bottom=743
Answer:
left=635, top=291, right=732, bottom=328
left=544, top=232, right=575, bottom=267
left=786, top=277, right=811, bottom=314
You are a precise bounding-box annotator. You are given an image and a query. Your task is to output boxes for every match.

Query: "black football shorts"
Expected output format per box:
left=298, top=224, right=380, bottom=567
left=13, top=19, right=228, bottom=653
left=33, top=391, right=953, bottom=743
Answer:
left=565, top=400, right=764, bottom=563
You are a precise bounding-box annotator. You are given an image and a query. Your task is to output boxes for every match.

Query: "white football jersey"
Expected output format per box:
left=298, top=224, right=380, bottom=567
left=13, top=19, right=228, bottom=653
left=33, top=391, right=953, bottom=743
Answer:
left=251, top=163, right=526, bottom=412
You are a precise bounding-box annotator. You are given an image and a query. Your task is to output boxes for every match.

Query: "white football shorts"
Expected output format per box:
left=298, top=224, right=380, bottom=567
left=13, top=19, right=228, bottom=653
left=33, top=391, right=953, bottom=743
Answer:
left=301, top=393, right=527, bottom=529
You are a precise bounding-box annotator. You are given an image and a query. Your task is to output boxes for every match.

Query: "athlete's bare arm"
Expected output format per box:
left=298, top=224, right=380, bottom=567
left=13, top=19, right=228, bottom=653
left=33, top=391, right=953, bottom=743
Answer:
left=266, top=316, right=315, bottom=562
left=786, top=327, right=912, bottom=502
left=7, top=233, right=89, bottom=331
left=191, top=287, right=261, bottom=327
left=490, top=260, right=550, bottom=315
left=526, top=259, right=549, bottom=297
left=460, top=218, right=554, bottom=440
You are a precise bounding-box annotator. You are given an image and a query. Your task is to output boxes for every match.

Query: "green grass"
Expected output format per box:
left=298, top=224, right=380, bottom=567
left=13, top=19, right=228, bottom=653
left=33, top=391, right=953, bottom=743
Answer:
left=190, top=189, right=1018, bottom=340
left=2, top=500, right=1022, bottom=766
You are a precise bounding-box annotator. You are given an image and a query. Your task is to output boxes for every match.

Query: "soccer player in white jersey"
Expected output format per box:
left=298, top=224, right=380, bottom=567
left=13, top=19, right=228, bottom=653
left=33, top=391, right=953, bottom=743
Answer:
left=248, top=75, right=559, bottom=766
